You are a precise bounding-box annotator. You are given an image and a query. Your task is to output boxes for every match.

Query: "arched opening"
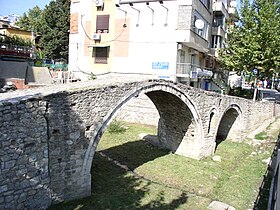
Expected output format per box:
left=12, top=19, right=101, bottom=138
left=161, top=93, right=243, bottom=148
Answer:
left=146, top=90, right=196, bottom=152
left=87, top=88, right=197, bottom=208
left=207, top=111, right=215, bottom=134
left=78, top=84, right=203, bottom=207
left=215, top=106, right=241, bottom=150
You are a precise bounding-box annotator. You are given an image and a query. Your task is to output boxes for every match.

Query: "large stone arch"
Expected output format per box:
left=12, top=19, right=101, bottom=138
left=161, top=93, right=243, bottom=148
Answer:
left=215, top=103, right=243, bottom=149
left=81, top=83, right=204, bottom=197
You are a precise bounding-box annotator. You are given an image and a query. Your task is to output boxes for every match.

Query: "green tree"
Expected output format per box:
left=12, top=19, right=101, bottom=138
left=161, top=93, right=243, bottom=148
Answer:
left=16, top=1, right=70, bottom=61
left=16, top=6, right=44, bottom=34
left=218, top=0, right=280, bottom=77
left=40, top=0, right=70, bottom=61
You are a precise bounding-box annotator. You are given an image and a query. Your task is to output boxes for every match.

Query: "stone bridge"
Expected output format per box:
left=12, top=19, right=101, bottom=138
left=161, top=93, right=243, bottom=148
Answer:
left=0, top=76, right=279, bottom=209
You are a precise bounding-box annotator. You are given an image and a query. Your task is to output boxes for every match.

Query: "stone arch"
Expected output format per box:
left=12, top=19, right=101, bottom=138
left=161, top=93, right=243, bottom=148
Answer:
left=215, top=103, right=243, bottom=149
left=80, top=82, right=204, bottom=195
left=207, top=107, right=218, bottom=135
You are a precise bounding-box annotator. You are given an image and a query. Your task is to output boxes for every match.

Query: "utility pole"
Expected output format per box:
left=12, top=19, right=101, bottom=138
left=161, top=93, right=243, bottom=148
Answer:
left=253, top=77, right=258, bottom=101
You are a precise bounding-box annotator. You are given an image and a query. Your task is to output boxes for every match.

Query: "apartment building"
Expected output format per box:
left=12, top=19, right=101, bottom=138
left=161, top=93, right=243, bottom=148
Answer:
left=68, top=0, right=236, bottom=91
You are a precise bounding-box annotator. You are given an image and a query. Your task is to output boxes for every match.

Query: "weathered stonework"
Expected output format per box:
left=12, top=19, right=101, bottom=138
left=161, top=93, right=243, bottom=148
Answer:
left=0, top=78, right=279, bottom=209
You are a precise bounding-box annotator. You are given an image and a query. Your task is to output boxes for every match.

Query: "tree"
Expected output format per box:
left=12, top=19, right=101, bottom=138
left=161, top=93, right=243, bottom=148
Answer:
left=40, top=0, right=70, bottom=61
left=218, top=0, right=280, bottom=77
left=16, top=6, right=44, bottom=35
left=16, top=0, right=70, bottom=62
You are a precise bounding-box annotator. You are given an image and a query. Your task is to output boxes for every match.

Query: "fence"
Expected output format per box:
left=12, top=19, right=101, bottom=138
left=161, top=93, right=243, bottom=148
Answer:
left=268, top=134, right=280, bottom=210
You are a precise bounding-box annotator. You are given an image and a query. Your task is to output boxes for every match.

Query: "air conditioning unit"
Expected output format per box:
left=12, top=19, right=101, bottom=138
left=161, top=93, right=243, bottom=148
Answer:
left=95, top=0, right=104, bottom=7
left=93, top=33, right=101, bottom=40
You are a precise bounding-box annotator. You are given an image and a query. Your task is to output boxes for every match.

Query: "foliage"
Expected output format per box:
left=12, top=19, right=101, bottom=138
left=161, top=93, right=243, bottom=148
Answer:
left=0, top=35, right=32, bottom=47
left=229, top=87, right=253, bottom=99
left=88, top=72, right=97, bottom=80
left=218, top=0, right=280, bottom=77
left=16, top=6, right=44, bottom=35
left=16, top=0, right=70, bottom=61
left=40, top=0, right=70, bottom=61
left=255, top=131, right=267, bottom=140
left=107, top=119, right=127, bottom=133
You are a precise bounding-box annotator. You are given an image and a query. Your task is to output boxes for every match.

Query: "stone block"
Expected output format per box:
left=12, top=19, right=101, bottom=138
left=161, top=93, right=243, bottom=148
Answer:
left=0, top=185, right=8, bottom=194
left=208, top=201, right=235, bottom=210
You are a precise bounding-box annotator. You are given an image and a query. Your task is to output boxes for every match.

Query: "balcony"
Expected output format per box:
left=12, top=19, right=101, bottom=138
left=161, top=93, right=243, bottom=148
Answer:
left=212, top=25, right=226, bottom=37
left=213, top=1, right=229, bottom=19
left=176, top=30, right=210, bottom=53
left=228, top=7, right=236, bottom=14
left=176, top=63, right=192, bottom=77
left=176, top=63, right=213, bottom=78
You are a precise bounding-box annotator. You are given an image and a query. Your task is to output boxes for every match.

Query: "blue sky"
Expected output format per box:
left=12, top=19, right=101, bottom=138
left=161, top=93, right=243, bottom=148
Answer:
left=0, top=0, right=52, bottom=16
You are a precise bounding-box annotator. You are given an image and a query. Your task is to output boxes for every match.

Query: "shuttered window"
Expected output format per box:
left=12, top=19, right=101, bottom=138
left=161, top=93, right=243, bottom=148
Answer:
left=94, top=47, right=109, bottom=64
left=96, top=15, right=109, bottom=33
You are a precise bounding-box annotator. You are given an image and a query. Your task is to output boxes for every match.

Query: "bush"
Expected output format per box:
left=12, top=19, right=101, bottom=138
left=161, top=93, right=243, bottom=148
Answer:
left=107, top=119, right=127, bottom=133
left=255, top=131, right=267, bottom=140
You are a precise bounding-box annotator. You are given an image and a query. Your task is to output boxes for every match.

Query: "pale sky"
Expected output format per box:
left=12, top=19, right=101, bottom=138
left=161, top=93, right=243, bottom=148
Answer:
left=0, top=0, right=52, bottom=16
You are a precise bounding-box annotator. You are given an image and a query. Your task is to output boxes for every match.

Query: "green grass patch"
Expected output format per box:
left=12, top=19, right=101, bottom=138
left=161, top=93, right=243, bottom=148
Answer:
left=48, top=123, right=276, bottom=210
left=255, top=131, right=267, bottom=140
left=107, top=119, right=127, bottom=134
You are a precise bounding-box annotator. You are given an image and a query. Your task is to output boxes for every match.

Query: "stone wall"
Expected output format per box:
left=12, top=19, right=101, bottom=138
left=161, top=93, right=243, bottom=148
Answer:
left=0, top=99, right=51, bottom=210
left=116, top=93, right=159, bottom=126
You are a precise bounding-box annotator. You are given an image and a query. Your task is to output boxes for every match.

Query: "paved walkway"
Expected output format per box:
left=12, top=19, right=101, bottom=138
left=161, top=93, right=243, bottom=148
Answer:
left=0, top=73, right=152, bottom=102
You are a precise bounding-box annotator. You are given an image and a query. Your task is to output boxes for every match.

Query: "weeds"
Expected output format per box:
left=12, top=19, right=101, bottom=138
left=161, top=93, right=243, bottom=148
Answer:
left=255, top=131, right=267, bottom=140
left=107, top=119, right=127, bottom=133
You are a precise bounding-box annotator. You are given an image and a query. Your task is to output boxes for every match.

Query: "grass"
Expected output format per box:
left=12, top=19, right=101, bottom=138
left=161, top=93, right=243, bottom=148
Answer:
left=48, top=122, right=278, bottom=210
left=255, top=131, right=268, bottom=140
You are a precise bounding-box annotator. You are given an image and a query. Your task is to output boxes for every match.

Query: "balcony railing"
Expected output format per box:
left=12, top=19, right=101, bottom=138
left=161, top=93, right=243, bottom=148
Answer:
left=176, top=63, right=213, bottom=78
left=176, top=63, right=192, bottom=76
left=0, top=44, right=32, bottom=61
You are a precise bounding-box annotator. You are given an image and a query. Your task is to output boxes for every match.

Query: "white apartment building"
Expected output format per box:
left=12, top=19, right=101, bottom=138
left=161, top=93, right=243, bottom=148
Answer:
left=68, top=0, right=236, bottom=91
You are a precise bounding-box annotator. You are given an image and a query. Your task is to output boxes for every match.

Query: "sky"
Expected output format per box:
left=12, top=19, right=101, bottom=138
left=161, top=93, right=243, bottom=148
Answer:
left=0, top=0, right=52, bottom=16
left=0, top=0, right=242, bottom=17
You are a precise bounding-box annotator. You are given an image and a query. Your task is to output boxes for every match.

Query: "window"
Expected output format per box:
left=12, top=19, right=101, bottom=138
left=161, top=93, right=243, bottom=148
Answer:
left=211, top=35, right=223, bottom=48
left=200, top=0, right=210, bottom=9
left=96, top=15, right=109, bottom=33
left=94, top=47, right=109, bottom=64
left=193, top=14, right=208, bottom=39
left=213, top=14, right=224, bottom=27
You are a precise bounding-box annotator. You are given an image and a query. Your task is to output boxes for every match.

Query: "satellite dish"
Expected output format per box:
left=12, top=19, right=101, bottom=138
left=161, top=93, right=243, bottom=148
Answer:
left=194, top=19, right=205, bottom=29
left=230, top=0, right=237, bottom=8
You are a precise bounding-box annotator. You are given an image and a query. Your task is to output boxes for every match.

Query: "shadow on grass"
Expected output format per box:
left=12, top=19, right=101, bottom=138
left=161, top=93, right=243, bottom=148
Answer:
left=48, top=140, right=189, bottom=209
left=97, top=139, right=169, bottom=170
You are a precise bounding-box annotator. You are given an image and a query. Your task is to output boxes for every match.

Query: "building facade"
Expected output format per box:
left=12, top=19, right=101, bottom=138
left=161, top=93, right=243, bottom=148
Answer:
left=68, top=0, right=236, bottom=91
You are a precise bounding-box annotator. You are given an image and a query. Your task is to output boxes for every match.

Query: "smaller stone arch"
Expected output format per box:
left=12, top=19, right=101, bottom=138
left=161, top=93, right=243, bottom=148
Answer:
left=207, top=107, right=218, bottom=136
left=214, top=103, right=243, bottom=149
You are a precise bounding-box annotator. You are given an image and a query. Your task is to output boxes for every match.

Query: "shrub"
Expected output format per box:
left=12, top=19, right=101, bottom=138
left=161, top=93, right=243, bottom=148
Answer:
left=255, top=131, right=267, bottom=140
left=107, top=119, right=127, bottom=133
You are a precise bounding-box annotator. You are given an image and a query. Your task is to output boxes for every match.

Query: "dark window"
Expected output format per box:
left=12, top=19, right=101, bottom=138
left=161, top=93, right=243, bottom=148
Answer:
left=213, top=14, right=224, bottom=27
left=96, top=15, right=109, bottom=33
left=94, top=47, right=109, bottom=64
left=211, top=35, right=223, bottom=48
left=200, top=0, right=210, bottom=9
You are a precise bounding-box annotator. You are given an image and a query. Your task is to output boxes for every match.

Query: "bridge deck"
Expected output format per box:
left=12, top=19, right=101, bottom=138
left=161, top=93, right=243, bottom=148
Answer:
left=0, top=73, right=152, bottom=102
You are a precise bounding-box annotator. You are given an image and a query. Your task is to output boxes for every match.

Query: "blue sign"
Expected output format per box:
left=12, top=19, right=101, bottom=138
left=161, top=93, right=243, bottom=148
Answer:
left=252, top=68, right=258, bottom=74
left=152, top=62, right=169, bottom=70
left=158, top=75, right=170, bottom=79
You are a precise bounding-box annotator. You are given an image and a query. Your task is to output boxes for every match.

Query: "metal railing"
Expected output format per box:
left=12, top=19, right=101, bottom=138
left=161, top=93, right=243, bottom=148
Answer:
left=176, top=63, right=213, bottom=78
left=0, top=43, right=32, bottom=59
left=268, top=134, right=280, bottom=209
left=176, top=63, right=192, bottom=75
